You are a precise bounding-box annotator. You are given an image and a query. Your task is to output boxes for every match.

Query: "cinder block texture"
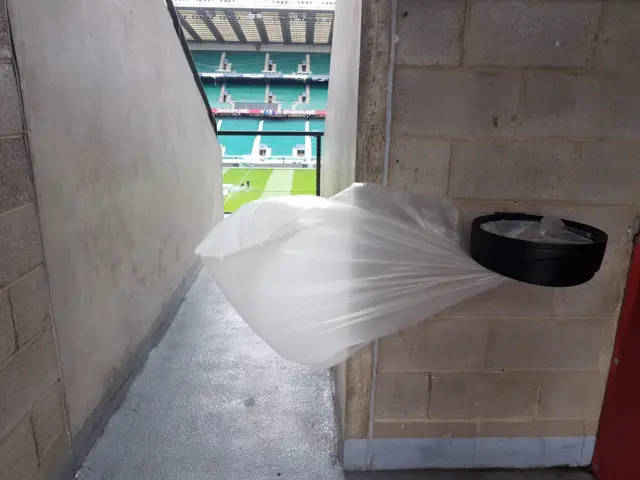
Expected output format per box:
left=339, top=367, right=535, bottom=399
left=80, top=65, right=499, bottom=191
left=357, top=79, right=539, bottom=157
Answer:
left=351, top=0, right=640, bottom=446
left=0, top=291, right=15, bottom=364
left=374, top=372, right=429, bottom=419
left=0, top=329, right=59, bottom=440
left=451, top=139, right=640, bottom=202
left=429, top=372, right=539, bottom=420
left=538, top=372, right=606, bottom=419
left=585, top=418, right=600, bottom=436
left=486, top=319, right=606, bottom=370
left=378, top=319, right=489, bottom=371
left=392, top=70, right=519, bottom=136
left=32, top=382, right=66, bottom=458
left=0, top=136, right=32, bottom=214
left=599, top=2, right=640, bottom=71
left=0, top=418, right=38, bottom=480
left=478, top=419, right=585, bottom=438
left=9, top=268, right=50, bottom=347
left=449, top=140, right=578, bottom=201
left=374, top=420, right=478, bottom=438
left=575, top=140, right=640, bottom=203
left=0, top=0, right=10, bottom=58
left=464, top=0, right=601, bottom=67
left=519, top=73, right=640, bottom=137
left=440, top=279, right=555, bottom=318
left=387, top=137, right=449, bottom=195
left=0, top=203, right=43, bottom=288
left=395, top=0, right=464, bottom=66
left=0, top=64, right=23, bottom=136
left=554, top=248, right=629, bottom=318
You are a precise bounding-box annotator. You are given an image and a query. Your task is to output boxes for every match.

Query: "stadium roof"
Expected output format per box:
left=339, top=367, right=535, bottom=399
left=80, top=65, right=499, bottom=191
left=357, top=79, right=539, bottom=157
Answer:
left=174, top=0, right=335, bottom=45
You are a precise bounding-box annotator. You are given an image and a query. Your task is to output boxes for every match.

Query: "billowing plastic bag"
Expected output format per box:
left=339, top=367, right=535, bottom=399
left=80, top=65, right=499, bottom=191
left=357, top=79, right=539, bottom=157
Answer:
left=196, top=184, right=505, bottom=368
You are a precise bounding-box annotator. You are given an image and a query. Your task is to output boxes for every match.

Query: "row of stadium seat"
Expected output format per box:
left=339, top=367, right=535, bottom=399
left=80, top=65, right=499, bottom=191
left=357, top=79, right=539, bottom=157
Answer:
left=204, top=81, right=328, bottom=110
left=217, top=118, right=325, bottom=157
left=191, top=51, right=330, bottom=75
left=307, top=84, right=327, bottom=109
left=269, top=84, right=303, bottom=106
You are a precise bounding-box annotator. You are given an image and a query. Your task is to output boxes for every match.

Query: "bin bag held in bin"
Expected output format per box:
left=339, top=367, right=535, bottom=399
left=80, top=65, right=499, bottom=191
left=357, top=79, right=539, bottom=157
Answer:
left=196, top=184, right=505, bottom=368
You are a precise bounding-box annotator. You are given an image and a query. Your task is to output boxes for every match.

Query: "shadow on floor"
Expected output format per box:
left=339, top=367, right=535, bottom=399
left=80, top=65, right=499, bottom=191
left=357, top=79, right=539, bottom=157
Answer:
left=345, top=469, right=594, bottom=479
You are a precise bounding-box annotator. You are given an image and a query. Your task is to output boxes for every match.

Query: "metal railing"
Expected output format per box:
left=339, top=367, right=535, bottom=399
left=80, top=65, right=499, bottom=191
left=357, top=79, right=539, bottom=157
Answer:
left=217, top=130, right=324, bottom=196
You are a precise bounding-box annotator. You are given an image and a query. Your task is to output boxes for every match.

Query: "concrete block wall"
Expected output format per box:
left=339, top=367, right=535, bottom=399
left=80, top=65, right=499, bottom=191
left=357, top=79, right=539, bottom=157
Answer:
left=344, top=0, right=640, bottom=470
left=0, top=1, right=71, bottom=479
left=6, top=0, right=223, bottom=470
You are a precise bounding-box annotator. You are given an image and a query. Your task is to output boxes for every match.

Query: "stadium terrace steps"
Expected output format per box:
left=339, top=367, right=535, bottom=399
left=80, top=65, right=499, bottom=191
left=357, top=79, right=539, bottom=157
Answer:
left=200, top=49, right=328, bottom=212
left=224, top=51, right=266, bottom=73
left=218, top=118, right=260, bottom=156
left=203, top=82, right=226, bottom=108
left=262, top=119, right=306, bottom=157
left=191, top=51, right=222, bottom=72
left=268, top=83, right=304, bottom=107
left=309, top=53, right=330, bottom=75
left=225, top=82, right=267, bottom=103
left=308, top=84, right=328, bottom=109
left=268, top=52, right=306, bottom=74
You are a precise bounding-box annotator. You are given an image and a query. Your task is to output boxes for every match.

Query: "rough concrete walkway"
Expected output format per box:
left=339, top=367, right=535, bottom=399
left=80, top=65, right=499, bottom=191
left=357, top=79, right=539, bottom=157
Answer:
left=77, top=271, right=343, bottom=480
left=76, top=271, right=594, bottom=480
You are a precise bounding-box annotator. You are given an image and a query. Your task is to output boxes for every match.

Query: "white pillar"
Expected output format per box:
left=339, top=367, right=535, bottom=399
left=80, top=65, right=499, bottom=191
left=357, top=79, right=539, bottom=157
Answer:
left=219, top=52, right=226, bottom=71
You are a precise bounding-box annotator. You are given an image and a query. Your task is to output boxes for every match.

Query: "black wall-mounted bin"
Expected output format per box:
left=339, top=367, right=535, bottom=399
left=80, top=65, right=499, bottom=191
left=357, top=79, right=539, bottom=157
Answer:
left=470, top=212, right=608, bottom=287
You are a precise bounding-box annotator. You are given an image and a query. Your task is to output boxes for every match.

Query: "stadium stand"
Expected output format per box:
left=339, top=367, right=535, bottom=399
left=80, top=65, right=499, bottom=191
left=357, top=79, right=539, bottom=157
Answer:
left=218, top=118, right=260, bottom=156
left=308, top=119, right=325, bottom=157
left=262, top=119, right=306, bottom=157
left=191, top=51, right=221, bottom=72
left=268, top=83, right=304, bottom=108
left=309, top=53, right=330, bottom=75
left=268, top=52, right=306, bottom=74
left=179, top=0, right=333, bottom=211
left=308, top=84, right=328, bottom=109
left=309, top=118, right=325, bottom=132
left=223, top=51, right=266, bottom=73
left=203, top=82, right=226, bottom=108
left=224, top=82, right=266, bottom=103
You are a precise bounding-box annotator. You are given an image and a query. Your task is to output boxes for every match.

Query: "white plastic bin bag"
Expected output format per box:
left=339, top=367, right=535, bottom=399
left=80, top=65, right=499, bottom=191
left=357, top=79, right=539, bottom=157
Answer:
left=196, top=184, right=505, bottom=368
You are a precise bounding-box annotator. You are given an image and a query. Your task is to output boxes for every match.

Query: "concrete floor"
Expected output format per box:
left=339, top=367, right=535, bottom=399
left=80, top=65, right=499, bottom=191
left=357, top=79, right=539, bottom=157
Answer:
left=77, top=272, right=343, bottom=480
left=77, top=271, right=594, bottom=480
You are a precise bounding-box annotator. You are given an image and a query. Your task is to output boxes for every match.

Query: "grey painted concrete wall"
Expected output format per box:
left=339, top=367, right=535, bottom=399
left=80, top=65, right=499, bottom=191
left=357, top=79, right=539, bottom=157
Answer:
left=7, top=0, right=223, bottom=448
left=0, top=1, right=72, bottom=478
left=321, top=0, right=361, bottom=197
left=321, top=0, right=367, bottom=447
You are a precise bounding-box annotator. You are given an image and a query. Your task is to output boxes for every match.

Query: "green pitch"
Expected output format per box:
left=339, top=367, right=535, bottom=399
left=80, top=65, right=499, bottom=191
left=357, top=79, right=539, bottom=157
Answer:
left=223, top=168, right=317, bottom=212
